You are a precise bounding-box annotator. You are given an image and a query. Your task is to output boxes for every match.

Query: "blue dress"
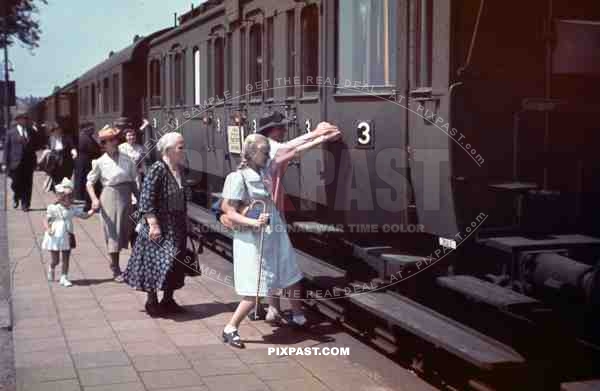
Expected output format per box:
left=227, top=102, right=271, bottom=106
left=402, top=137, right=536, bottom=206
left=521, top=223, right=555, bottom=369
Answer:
left=222, top=166, right=303, bottom=297
left=123, top=161, right=189, bottom=291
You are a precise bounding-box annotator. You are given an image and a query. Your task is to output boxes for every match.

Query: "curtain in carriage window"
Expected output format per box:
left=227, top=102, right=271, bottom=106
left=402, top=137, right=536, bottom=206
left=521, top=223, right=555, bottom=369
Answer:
left=338, top=0, right=397, bottom=88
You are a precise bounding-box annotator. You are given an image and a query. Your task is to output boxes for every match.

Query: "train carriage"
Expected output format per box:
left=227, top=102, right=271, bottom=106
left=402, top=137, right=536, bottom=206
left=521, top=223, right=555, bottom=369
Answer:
left=28, top=1, right=600, bottom=386
left=78, top=28, right=172, bottom=132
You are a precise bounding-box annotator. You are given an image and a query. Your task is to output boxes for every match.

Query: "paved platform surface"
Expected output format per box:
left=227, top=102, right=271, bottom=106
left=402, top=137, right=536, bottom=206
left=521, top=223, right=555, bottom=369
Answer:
left=5, top=173, right=437, bottom=391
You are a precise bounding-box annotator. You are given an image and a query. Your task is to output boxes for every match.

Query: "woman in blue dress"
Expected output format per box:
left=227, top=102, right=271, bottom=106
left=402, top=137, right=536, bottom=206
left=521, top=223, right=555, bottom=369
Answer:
left=123, top=132, right=190, bottom=316
left=221, top=126, right=340, bottom=348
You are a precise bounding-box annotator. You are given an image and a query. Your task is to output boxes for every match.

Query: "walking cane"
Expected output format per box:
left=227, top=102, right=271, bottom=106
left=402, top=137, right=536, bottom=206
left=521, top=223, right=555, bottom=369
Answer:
left=248, top=199, right=268, bottom=321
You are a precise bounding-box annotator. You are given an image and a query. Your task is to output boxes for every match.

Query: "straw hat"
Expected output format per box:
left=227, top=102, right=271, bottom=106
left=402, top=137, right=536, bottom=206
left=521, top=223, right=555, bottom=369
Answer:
left=55, top=178, right=74, bottom=194
left=97, top=126, right=121, bottom=141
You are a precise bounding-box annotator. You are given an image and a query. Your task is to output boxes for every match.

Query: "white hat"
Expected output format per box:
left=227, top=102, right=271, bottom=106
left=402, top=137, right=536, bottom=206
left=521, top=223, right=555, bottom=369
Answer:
left=55, top=178, right=74, bottom=194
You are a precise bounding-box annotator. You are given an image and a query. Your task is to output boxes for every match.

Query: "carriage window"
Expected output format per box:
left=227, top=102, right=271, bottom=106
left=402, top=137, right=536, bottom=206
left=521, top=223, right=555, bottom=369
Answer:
left=91, top=84, right=96, bottom=115
left=173, top=52, right=184, bottom=106
left=112, top=74, right=119, bottom=112
left=240, top=27, right=247, bottom=100
left=287, top=9, right=295, bottom=97
left=193, top=48, right=201, bottom=106
left=79, top=89, right=83, bottom=116
left=301, top=5, right=319, bottom=94
left=338, top=0, right=397, bottom=88
left=206, top=41, right=213, bottom=99
left=266, top=17, right=274, bottom=99
left=412, top=0, right=433, bottom=87
left=214, top=37, right=225, bottom=99
left=103, top=78, right=109, bottom=113
left=249, top=23, right=262, bottom=99
left=150, top=59, right=161, bottom=107
left=226, top=33, right=233, bottom=94
left=84, top=86, right=89, bottom=116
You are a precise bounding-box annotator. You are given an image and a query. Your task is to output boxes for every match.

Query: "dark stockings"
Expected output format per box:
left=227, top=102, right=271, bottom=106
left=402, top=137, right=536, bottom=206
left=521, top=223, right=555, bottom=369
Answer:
left=109, top=252, right=120, bottom=276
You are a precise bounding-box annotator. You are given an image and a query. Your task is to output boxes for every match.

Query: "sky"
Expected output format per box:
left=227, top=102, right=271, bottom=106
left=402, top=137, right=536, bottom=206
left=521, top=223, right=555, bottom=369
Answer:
left=9, top=0, right=202, bottom=97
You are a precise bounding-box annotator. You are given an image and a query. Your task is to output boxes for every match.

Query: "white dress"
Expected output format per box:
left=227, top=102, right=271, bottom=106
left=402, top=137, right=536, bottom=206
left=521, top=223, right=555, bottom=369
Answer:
left=41, top=204, right=87, bottom=251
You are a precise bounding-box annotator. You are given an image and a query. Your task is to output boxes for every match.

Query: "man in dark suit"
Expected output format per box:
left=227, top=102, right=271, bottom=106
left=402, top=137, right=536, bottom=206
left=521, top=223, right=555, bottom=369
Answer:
left=4, top=113, right=38, bottom=211
left=74, top=122, right=102, bottom=211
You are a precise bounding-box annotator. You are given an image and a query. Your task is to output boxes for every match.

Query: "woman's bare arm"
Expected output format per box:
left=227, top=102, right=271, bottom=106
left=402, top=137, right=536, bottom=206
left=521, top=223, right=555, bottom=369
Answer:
left=221, top=199, right=262, bottom=228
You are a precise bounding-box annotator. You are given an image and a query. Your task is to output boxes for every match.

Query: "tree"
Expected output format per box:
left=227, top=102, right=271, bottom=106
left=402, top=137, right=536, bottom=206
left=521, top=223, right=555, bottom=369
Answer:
left=1, top=0, right=47, bottom=50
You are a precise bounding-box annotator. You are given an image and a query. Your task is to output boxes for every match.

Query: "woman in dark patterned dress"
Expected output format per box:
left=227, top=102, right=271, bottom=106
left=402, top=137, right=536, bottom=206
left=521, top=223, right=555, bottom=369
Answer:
left=123, top=132, right=189, bottom=316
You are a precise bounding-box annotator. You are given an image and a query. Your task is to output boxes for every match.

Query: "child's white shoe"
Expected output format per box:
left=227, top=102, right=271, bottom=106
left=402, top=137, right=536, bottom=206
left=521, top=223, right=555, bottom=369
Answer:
left=59, top=275, right=72, bottom=287
left=47, top=268, right=55, bottom=282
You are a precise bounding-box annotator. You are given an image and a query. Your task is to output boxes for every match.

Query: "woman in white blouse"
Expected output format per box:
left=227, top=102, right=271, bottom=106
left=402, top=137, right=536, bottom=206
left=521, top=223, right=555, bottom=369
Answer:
left=86, top=126, right=138, bottom=282
left=118, top=126, right=146, bottom=192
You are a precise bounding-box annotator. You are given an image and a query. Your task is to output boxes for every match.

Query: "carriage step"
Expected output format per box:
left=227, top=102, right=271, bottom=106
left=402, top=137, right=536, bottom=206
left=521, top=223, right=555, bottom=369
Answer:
left=349, top=291, right=526, bottom=370
left=481, top=234, right=600, bottom=254
left=561, top=379, right=600, bottom=391
left=296, top=249, right=346, bottom=286
left=437, top=275, right=540, bottom=311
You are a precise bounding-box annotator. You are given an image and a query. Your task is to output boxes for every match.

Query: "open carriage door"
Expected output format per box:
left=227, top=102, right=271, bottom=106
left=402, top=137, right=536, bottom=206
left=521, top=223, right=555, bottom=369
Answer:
left=407, top=0, right=459, bottom=240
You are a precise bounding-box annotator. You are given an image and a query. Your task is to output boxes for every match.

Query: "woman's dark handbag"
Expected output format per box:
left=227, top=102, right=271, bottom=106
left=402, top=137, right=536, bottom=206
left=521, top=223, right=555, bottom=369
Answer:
left=69, top=233, right=76, bottom=249
left=182, top=238, right=202, bottom=276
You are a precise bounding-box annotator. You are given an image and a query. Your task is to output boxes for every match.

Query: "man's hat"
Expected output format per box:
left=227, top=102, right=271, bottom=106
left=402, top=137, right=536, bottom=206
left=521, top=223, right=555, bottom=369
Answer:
left=257, top=111, right=288, bottom=134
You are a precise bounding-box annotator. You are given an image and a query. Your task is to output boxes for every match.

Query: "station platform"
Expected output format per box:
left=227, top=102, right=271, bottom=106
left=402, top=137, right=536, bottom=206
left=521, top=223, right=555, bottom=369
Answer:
left=4, top=172, right=436, bottom=391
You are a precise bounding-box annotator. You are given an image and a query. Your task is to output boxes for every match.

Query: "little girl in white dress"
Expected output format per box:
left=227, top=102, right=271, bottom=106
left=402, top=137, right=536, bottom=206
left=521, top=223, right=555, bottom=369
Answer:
left=42, top=178, right=95, bottom=286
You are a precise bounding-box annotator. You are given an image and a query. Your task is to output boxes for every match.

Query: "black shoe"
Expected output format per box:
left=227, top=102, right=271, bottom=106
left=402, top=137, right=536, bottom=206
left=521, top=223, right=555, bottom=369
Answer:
left=145, top=301, right=163, bottom=317
left=222, top=329, right=244, bottom=348
left=160, top=298, right=186, bottom=314
left=12, top=200, right=19, bottom=209
left=21, top=205, right=30, bottom=212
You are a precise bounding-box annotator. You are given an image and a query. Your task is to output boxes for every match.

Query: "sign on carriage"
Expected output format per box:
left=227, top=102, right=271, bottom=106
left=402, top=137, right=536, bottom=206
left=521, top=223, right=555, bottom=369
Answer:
left=227, top=125, right=242, bottom=154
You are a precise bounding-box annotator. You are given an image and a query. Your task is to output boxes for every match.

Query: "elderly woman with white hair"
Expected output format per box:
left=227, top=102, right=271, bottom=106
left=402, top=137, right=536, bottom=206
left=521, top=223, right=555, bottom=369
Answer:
left=87, top=127, right=139, bottom=282
left=123, top=131, right=190, bottom=316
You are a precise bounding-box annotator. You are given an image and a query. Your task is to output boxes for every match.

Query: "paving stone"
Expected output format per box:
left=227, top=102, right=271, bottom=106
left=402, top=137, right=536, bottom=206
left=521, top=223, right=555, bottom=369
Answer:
left=132, top=354, right=191, bottom=372
left=266, top=377, right=331, bottom=391
left=19, top=379, right=80, bottom=391
left=116, top=328, right=168, bottom=343
left=72, top=350, right=130, bottom=369
left=14, top=337, right=67, bottom=354
left=123, top=340, right=179, bottom=357
left=15, top=350, right=72, bottom=369
left=68, top=337, right=123, bottom=354
left=16, top=365, right=77, bottom=385
left=235, top=349, right=291, bottom=364
left=83, top=382, right=146, bottom=391
left=110, top=319, right=159, bottom=331
left=13, top=326, right=63, bottom=340
left=79, top=366, right=139, bottom=386
left=192, top=358, right=251, bottom=377
left=201, top=373, right=269, bottom=391
left=180, top=345, right=237, bottom=361
left=61, top=317, right=110, bottom=330
left=156, top=387, right=208, bottom=391
left=249, top=361, right=310, bottom=381
left=316, top=371, right=393, bottom=391
left=170, top=333, right=221, bottom=347
left=140, top=369, right=204, bottom=389
left=64, top=326, right=115, bottom=342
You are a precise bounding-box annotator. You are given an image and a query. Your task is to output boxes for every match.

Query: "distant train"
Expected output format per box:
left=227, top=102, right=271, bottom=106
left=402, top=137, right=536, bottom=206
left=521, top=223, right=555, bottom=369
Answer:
left=30, top=1, right=600, bottom=381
